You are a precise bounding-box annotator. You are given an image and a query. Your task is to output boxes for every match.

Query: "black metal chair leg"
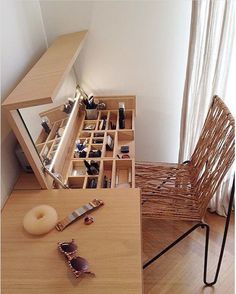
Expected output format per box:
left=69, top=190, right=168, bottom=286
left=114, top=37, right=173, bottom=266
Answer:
left=143, top=176, right=235, bottom=286
left=143, top=223, right=203, bottom=269
left=202, top=176, right=235, bottom=287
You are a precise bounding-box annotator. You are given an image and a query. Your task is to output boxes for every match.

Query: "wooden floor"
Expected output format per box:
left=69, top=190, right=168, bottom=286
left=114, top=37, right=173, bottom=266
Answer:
left=142, top=211, right=235, bottom=294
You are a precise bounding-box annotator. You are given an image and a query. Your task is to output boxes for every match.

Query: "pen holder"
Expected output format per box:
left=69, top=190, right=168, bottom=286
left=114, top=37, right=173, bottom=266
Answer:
left=86, top=108, right=98, bottom=120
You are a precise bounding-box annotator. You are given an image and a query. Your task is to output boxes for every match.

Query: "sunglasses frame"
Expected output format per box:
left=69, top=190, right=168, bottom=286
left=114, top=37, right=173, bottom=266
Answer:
left=58, top=239, right=95, bottom=278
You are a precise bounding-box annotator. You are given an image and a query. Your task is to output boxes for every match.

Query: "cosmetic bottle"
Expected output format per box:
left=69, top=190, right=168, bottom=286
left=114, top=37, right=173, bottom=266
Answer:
left=119, top=102, right=125, bottom=129
left=41, top=118, right=51, bottom=134
left=103, top=176, right=108, bottom=188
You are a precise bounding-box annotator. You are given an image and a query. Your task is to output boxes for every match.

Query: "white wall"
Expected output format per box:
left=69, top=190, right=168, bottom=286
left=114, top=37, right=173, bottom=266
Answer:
left=40, top=0, right=191, bottom=163
left=1, top=0, right=47, bottom=207
left=1, top=1, right=191, bottom=207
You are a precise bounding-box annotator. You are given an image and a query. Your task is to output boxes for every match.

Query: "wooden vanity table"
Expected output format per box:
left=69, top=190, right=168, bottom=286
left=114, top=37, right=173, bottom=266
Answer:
left=2, top=30, right=136, bottom=190
left=2, top=30, right=142, bottom=293
left=2, top=188, right=143, bottom=294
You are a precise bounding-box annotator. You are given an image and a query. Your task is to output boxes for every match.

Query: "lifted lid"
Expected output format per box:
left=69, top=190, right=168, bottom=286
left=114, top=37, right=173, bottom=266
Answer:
left=2, top=30, right=87, bottom=110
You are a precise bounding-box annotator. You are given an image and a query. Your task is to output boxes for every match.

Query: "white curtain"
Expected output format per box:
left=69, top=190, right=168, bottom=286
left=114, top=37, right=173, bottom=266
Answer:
left=179, top=0, right=235, bottom=216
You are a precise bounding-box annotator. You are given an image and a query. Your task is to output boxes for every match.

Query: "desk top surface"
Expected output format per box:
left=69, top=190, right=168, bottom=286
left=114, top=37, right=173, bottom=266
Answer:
left=14, top=172, right=42, bottom=190
left=2, top=188, right=143, bottom=294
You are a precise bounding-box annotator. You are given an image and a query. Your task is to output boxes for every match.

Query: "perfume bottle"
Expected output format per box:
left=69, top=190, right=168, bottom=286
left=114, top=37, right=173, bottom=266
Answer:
left=119, top=102, right=125, bottom=129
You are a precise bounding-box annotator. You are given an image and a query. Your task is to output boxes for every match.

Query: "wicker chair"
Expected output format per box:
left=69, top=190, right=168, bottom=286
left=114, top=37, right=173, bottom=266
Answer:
left=136, top=96, right=235, bottom=286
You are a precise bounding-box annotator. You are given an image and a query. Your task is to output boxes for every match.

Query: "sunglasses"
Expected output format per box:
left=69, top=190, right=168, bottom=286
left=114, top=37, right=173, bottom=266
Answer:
left=58, top=239, right=95, bottom=278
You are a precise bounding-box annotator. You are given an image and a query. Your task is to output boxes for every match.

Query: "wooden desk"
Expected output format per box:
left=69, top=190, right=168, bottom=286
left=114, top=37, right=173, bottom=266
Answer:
left=14, top=172, right=42, bottom=190
left=2, top=189, right=143, bottom=294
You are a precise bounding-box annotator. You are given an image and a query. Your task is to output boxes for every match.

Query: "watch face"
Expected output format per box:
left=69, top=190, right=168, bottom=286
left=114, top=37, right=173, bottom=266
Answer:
left=92, top=199, right=104, bottom=206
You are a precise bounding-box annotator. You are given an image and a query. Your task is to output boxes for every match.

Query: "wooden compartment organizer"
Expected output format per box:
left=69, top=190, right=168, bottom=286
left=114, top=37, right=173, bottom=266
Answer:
left=63, top=96, right=136, bottom=189
left=2, top=31, right=136, bottom=190
left=35, top=116, right=69, bottom=163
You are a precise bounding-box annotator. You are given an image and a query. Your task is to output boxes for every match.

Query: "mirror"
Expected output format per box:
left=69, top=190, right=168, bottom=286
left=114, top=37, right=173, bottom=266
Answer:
left=18, top=69, right=80, bottom=177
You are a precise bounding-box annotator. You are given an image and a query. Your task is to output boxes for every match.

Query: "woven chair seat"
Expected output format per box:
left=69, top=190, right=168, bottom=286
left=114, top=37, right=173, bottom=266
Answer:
left=136, top=162, right=201, bottom=221
left=136, top=96, right=235, bottom=223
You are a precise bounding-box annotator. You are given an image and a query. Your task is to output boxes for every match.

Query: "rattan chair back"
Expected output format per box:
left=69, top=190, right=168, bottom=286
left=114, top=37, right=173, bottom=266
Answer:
left=190, top=96, right=235, bottom=218
left=136, top=96, right=235, bottom=221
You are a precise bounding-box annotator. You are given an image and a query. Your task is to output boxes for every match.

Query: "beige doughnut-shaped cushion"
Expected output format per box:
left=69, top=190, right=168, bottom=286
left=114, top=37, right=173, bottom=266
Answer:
left=23, top=205, right=58, bottom=235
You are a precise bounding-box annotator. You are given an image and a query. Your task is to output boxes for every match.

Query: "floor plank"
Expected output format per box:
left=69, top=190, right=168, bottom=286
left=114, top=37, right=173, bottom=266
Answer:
left=142, top=211, right=235, bottom=294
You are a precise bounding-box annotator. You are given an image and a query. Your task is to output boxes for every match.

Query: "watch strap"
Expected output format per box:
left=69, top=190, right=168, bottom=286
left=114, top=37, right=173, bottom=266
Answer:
left=55, top=199, right=104, bottom=231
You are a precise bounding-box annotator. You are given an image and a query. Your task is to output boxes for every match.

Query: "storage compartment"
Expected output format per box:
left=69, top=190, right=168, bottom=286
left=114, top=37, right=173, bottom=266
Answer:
left=60, top=96, right=135, bottom=190
left=115, top=160, right=133, bottom=188
left=117, top=131, right=134, bottom=158
left=99, top=110, right=108, bottom=129
left=83, top=160, right=100, bottom=176
left=108, top=111, right=118, bottom=130
left=40, top=141, right=53, bottom=162
left=48, top=150, right=56, bottom=161
left=125, top=110, right=133, bottom=129
left=93, top=132, right=105, bottom=138
left=35, top=130, right=48, bottom=144
left=92, top=137, right=104, bottom=144
left=48, top=121, right=62, bottom=140
left=86, top=176, right=98, bottom=189
left=79, top=131, right=92, bottom=138
left=102, top=160, right=113, bottom=188
left=87, top=144, right=103, bottom=158
left=104, top=132, right=115, bottom=158
left=74, top=138, right=89, bottom=158
left=118, top=110, right=133, bottom=130
left=67, top=176, right=85, bottom=189
left=35, top=116, right=68, bottom=148
left=52, top=138, right=61, bottom=152
left=118, top=109, right=133, bottom=130
left=83, top=120, right=96, bottom=130
left=69, top=161, right=86, bottom=177
left=61, top=118, right=69, bottom=127
left=97, top=119, right=107, bottom=130
left=99, top=110, right=108, bottom=117
left=36, top=143, right=44, bottom=154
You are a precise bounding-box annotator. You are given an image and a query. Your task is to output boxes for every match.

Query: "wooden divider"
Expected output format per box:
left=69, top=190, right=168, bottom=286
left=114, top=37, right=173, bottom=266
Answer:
left=33, top=95, right=136, bottom=189
left=56, top=96, right=136, bottom=189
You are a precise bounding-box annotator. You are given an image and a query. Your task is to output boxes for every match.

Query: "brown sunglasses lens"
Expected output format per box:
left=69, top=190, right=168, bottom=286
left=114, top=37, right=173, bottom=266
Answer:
left=70, top=256, right=89, bottom=272
left=60, top=241, right=77, bottom=253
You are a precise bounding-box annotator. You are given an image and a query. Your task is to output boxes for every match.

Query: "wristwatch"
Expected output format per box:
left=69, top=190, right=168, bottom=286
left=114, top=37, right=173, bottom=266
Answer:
left=55, top=199, right=104, bottom=231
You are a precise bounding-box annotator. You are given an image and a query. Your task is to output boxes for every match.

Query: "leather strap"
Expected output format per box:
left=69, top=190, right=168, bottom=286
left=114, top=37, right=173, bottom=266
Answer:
left=55, top=199, right=104, bottom=231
